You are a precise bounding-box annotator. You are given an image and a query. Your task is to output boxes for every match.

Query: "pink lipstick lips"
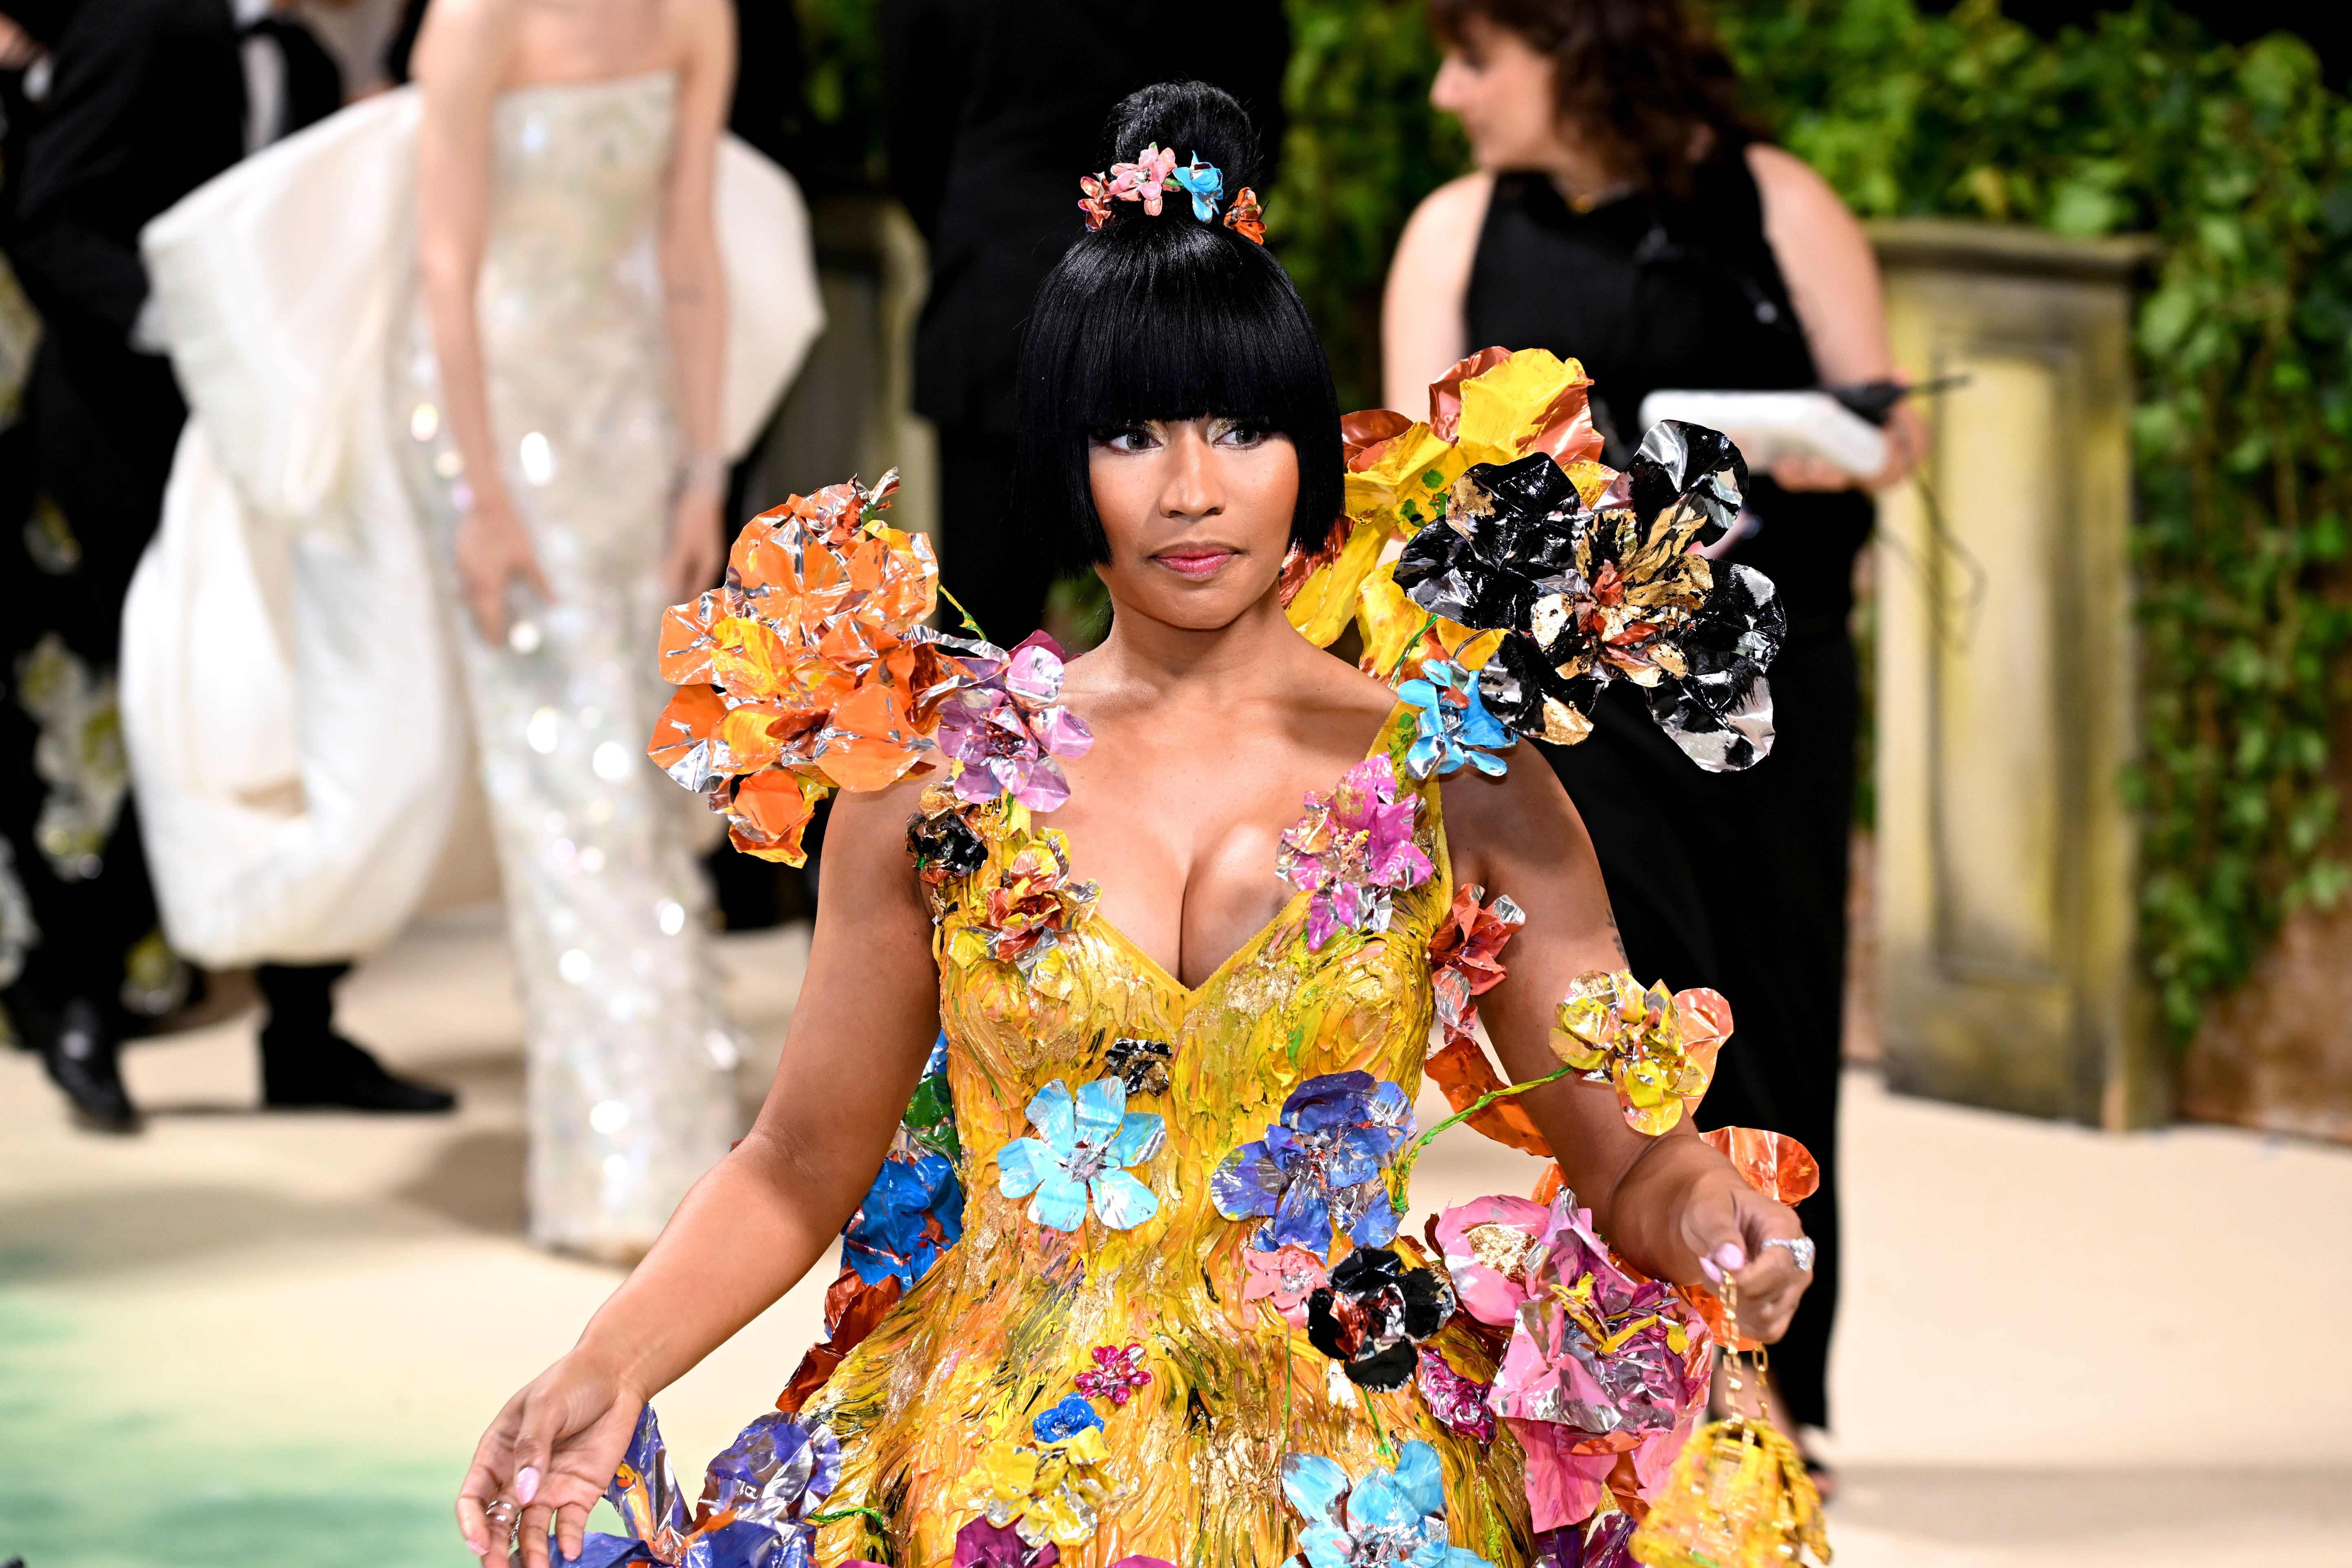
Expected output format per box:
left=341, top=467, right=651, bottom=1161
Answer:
left=1153, top=546, right=1237, bottom=580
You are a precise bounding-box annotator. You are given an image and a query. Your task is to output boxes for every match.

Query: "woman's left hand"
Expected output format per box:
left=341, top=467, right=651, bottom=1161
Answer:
left=664, top=487, right=727, bottom=603
left=1672, top=1161, right=1812, bottom=1344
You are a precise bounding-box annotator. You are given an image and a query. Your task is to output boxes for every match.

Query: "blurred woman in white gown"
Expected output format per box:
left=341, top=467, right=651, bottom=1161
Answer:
left=125, top=0, right=821, bottom=1260
left=403, top=0, right=752, bottom=1259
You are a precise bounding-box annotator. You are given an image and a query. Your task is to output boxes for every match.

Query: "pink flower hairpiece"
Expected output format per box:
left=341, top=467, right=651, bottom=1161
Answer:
left=1075, top=144, right=1266, bottom=244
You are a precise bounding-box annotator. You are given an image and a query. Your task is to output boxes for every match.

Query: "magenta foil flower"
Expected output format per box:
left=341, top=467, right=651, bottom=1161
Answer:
left=937, top=631, right=1095, bottom=813
left=1276, top=755, right=1433, bottom=951
left=1072, top=1342, right=1152, bottom=1406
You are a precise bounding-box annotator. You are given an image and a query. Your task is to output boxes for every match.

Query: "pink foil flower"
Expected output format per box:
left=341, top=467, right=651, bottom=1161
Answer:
left=1072, top=1342, right=1152, bottom=1406
left=1276, top=755, right=1433, bottom=951
left=1240, top=1243, right=1331, bottom=1328
left=1107, top=143, right=1177, bottom=215
left=1483, top=1189, right=1713, bottom=1532
left=937, top=631, right=1095, bottom=813
left=1433, top=1194, right=1550, bottom=1329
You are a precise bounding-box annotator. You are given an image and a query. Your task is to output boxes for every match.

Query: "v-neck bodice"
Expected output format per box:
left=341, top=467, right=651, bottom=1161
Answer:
left=804, top=703, right=1531, bottom=1564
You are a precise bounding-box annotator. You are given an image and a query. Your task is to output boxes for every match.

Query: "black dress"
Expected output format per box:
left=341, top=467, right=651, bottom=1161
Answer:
left=1465, top=151, right=1866, bottom=1430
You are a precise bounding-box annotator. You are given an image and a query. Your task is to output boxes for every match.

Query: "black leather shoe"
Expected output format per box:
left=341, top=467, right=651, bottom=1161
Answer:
left=39, top=996, right=140, bottom=1132
left=262, top=1032, right=458, bottom=1113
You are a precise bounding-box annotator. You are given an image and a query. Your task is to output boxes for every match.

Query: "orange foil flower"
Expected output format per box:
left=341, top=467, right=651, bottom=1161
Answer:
left=646, top=469, right=1000, bottom=866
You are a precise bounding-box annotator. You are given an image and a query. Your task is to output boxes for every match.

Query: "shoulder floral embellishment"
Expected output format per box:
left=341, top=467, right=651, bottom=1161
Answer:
left=938, top=632, right=1094, bottom=813
left=1209, top=1071, right=1413, bottom=1260
left=1276, top=755, right=1433, bottom=952
left=1397, top=659, right=1516, bottom=779
left=1280, top=1443, right=1496, bottom=1568
left=996, top=1076, right=1164, bottom=1232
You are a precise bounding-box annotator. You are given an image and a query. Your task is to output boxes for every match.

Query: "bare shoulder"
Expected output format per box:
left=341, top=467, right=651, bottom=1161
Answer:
left=1437, top=744, right=1587, bottom=878
left=1393, top=173, right=1493, bottom=277
left=1746, top=143, right=1866, bottom=244
left=1406, top=171, right=1497, bottom=236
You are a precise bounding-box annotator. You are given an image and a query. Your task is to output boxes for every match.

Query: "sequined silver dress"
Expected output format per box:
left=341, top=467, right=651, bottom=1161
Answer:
left=399, top=71, right=740, bottom=1257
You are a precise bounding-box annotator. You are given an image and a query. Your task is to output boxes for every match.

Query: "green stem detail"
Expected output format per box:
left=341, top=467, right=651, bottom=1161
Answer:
left=1387, top=1061, right=1577, bottom=1215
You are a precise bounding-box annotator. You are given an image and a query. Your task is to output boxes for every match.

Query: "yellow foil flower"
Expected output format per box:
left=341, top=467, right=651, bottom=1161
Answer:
left=1549, top=969, right=1734, bottom=1136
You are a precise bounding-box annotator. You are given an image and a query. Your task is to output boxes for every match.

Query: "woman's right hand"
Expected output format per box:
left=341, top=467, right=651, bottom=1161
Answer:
left=454, top=489, right=555, bottom=643
left=456, top=1352, right=645, bottom=1568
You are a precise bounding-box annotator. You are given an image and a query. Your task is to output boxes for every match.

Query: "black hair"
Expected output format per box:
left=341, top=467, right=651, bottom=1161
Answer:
left=1015, top=81, right=1344, bottom=573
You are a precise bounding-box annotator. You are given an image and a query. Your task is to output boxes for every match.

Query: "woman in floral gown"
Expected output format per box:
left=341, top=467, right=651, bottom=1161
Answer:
left=458, top=83, right=1812, bottom=1568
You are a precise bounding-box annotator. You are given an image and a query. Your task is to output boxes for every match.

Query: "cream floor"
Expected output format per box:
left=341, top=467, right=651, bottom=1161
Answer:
left=3, top=904, right=2348, bottom=1566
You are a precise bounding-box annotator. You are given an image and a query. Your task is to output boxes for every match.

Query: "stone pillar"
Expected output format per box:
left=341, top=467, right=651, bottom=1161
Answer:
left=744, top=194, right=939, bottom=548
left=1868, top=219, right=2164, bottom=1129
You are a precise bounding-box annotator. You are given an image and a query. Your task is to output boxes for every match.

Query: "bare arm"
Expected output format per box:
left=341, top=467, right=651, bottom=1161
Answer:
left=1748, top=143, right=1924, bottom=491
left=656, top=0, right=732, bottom=599
left=1380, top=173, right=1490, bottom=413
left=456, top=787, right=943, bottom=1566
left=412, top=0, right=555, bottom=641
left=1441, top=756, right=1810, bottom=1333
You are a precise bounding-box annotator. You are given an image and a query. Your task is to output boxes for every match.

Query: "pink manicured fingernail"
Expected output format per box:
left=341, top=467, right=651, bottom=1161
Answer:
left=1700, top=1258, right=1722, bottom=1284
left=464, top=1534, right=484, bottom=1556
left=1715, top=1243, right=1746, bottom=1271
left=517, top=1466, right=541, bottom=1504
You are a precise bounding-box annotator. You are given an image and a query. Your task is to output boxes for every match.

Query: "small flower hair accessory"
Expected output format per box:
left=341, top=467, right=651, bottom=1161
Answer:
left=1076, top=146, right=1266, bottom=243
left=1222, top=186, right=1264, bottom=243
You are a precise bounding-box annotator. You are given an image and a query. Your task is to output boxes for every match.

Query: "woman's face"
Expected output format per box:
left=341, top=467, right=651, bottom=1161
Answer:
left=1087, top=417, right=1300, bottom=631
left=1431, top=16, right=1573, bottom=173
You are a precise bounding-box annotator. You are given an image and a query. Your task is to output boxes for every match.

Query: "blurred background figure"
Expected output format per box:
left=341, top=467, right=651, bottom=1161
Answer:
left=1, top=0, right=454, bottom=1130
left=881, top=0, right=1290, bottom=648
left=401, top=0, right=813, bottom=1258
left=1383, top=0, right=1926, bottom=1481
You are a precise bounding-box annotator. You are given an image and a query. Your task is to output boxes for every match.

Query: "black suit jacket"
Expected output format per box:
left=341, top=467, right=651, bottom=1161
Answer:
left=884, top=0, right=1291, bottom=433
left=10, top=0, right=340, bottom=581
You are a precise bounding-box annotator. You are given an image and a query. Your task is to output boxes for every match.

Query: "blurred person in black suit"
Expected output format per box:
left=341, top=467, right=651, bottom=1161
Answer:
left=4, top=0, right=452, bottom=1129
left=883, top=0, right=1290, bottom=648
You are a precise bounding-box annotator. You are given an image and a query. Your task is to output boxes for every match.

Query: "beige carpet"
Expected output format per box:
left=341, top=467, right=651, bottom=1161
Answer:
left=3, top=904, right=2346, bottom=1566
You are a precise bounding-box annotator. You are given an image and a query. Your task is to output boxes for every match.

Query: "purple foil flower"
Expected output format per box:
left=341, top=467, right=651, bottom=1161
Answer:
left=937, top=631, right=1095, bottom=813
left=1416, top=1346, right=1497, bottom=1444
left=555, top=1406, right=843, bottom=1568
left=1276, top=756, right=1433, bottom=951
left=954, top=1518, right=1059, bottom=1568
left=1209, top=1071, right=1414, bottom=1260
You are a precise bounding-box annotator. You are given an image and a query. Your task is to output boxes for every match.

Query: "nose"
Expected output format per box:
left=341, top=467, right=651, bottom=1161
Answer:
left=1158, top=421, right=1224, bottom=525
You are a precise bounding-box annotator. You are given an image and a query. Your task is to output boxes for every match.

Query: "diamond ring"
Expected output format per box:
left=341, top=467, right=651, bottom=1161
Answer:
left=1764, top=1235, right=1816, bottom=1272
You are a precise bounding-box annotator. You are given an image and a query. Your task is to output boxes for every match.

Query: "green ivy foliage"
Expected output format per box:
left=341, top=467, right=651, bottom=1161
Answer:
left=795, top=0, right=2352, bottom=1039
left=1707, top=0, right=2352, bottom=1037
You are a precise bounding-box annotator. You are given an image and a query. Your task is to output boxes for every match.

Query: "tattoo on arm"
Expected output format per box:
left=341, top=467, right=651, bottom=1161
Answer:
left=1604, top=904, right=1627, bottom=965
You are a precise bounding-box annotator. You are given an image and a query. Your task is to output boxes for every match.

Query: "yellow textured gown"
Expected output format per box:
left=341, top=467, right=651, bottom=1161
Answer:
left=807, top=706, right=1531, bottom=1566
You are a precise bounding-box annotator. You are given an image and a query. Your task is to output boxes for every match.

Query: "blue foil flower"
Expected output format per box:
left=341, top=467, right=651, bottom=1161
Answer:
left=556, top=1406, right=844, bottom=1568
left=1170, top=151, right=1224, bottom=221
left=1031, top=1393, right=1106, bottom=1443
left=841, top=1149, right=965, bottom=1289
left=996, top=1075, right=1165, bottom=1231
left=1209, top=1071, right=1415, bottom=1260
left=1396, top=660, right=1516, bottom=781
left=1280, top=1443, right=1495, bottom=1568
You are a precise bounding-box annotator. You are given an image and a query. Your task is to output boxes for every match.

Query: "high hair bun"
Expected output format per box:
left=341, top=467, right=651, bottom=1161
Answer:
left=1096, top=80, right=1261, bottom=213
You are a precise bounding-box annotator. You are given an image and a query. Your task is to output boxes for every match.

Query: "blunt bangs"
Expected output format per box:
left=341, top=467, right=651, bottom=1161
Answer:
left=1016, top=218, right=1344, bottom=574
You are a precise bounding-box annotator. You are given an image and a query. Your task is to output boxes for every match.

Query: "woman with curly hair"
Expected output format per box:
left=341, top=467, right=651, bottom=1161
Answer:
left=1384, top=0, right=1927, bottom=1483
